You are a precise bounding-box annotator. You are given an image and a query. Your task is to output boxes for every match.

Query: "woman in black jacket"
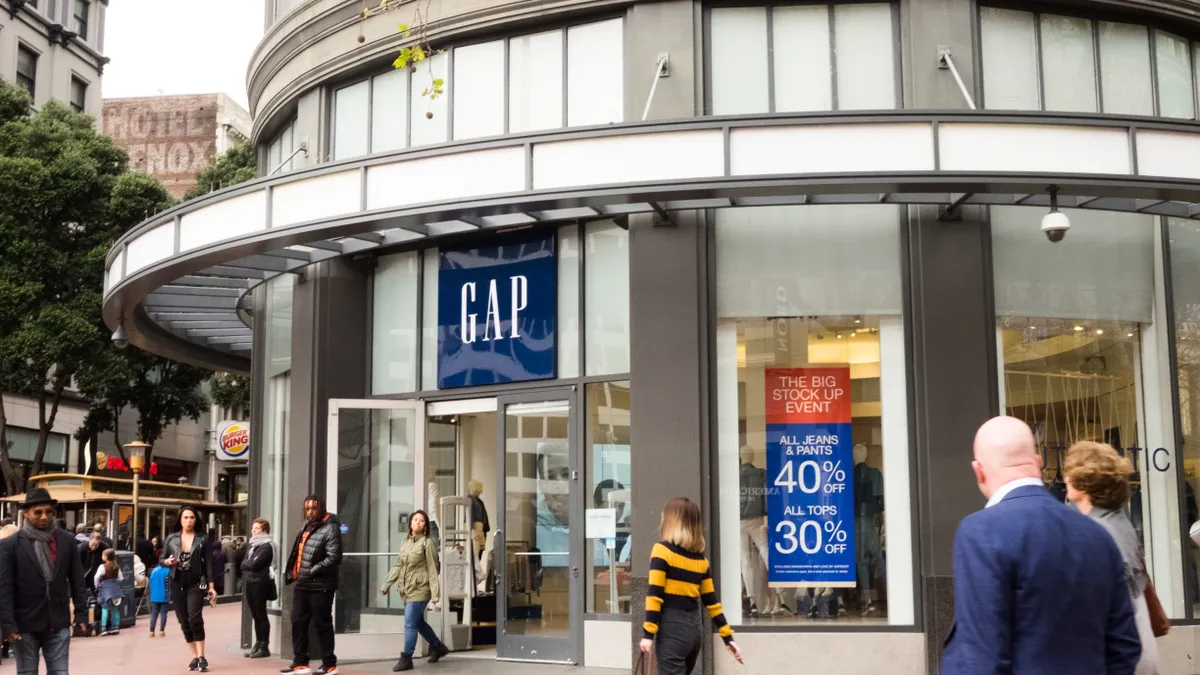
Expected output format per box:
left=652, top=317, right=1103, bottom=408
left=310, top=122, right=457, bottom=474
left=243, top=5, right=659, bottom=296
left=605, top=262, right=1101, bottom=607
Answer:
left=162, top=506, right=217, bottom=672
left=241, top=517, right=276, bottom=659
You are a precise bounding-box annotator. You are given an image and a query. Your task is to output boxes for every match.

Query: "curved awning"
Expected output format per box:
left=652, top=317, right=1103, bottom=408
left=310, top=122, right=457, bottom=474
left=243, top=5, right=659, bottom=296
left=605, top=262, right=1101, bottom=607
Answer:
left=102, top=110, right=1200, bottom=372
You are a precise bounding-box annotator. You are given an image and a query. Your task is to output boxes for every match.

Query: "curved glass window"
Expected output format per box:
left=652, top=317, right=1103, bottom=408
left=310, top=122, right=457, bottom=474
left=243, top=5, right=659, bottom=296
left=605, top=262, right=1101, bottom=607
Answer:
left=708, top=4, right=900, bottom=115
left=331, top=18, right=624, bottom=160
left=981, top=7, right=1198, bottom=119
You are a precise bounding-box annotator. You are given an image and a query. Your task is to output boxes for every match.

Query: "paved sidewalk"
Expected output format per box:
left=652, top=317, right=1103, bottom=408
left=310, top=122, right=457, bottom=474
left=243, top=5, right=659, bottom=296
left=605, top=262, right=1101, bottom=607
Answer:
left=56, top=604, right=624, bottom=675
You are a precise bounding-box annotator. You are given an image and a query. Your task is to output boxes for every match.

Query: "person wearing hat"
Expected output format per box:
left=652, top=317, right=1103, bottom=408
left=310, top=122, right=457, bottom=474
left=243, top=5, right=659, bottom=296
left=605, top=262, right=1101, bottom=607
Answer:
left=0, top=488, right=88, bottom=674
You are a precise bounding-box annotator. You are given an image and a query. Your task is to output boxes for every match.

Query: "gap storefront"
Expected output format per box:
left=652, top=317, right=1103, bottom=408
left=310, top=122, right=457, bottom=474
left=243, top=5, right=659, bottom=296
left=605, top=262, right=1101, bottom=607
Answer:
left=102, top=0, right=1200, bottom=673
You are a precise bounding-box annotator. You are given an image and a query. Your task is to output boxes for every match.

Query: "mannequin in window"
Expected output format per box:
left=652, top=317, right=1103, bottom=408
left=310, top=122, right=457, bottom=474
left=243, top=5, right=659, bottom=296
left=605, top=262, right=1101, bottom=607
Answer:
left=738, top=444, right=769, bottom=618
left=853, top=443, right=884, bottom=615
left=427, top=465, right=441, bottom=548
left=469, top=479, right=490, bottom=560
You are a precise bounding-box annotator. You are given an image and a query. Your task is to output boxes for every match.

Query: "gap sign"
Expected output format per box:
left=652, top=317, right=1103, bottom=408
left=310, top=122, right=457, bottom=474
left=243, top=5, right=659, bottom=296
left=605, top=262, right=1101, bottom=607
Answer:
left=437, top=231, right=557, bottom=388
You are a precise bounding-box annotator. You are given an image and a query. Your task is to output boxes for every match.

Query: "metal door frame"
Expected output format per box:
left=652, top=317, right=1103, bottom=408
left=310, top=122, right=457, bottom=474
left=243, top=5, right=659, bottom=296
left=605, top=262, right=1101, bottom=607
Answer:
left=326, top=398, right=427, bottom=636
left=495, top=387, right=583, bottom=665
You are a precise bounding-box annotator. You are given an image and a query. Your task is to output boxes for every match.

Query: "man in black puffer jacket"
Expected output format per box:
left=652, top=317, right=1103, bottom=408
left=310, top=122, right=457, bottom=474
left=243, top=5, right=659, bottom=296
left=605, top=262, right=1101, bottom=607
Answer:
left=282, top=495, right=343, bottom=675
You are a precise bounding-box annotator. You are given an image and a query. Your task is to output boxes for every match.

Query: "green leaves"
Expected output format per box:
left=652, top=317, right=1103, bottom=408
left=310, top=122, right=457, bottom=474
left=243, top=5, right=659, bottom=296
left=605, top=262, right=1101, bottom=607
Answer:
left=183, top=142, right=257, bottom=201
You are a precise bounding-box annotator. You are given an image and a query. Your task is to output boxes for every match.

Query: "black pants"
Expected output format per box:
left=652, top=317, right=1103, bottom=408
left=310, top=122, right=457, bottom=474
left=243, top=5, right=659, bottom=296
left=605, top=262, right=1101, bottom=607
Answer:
left=291, top=588, right=336, bottom=668
left=172, top=575, right=207, bottom=643
left=245, top=580, right=272, bottom=644
left=654, top=611, right=702, bottom=675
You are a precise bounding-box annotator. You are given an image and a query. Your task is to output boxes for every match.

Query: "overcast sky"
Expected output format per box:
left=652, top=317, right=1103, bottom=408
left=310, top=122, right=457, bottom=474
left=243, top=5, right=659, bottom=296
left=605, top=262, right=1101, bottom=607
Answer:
left=102, top=0, right=264, bottom=110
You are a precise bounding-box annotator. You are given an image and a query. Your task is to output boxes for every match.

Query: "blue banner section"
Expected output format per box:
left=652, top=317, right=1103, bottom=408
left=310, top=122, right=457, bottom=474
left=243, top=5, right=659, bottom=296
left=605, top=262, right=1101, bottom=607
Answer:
left=437, top=231, right=557, bottom=388
left=766, top=421, right=856, bottom=586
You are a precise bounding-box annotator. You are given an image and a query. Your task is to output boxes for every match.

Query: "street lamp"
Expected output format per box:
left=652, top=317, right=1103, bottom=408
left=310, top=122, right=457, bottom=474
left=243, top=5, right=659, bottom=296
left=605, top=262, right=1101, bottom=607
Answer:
left=123, top=441, right=151, bottom=551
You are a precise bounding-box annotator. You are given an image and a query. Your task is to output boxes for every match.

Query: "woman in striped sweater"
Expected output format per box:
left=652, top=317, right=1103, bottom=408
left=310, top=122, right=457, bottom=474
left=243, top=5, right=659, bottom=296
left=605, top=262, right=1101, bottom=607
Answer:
left=639, top=497, right=744, bottom=674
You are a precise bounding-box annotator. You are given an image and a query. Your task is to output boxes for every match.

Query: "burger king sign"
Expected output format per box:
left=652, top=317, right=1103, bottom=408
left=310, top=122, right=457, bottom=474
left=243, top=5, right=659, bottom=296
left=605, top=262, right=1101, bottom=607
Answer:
left=216, top=421, right=251, bottom=461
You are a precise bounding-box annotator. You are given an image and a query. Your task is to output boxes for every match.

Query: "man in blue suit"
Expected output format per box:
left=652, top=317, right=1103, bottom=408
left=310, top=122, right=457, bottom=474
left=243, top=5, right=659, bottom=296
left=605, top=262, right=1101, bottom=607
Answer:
left=942, top=416, right=1142, bottom=675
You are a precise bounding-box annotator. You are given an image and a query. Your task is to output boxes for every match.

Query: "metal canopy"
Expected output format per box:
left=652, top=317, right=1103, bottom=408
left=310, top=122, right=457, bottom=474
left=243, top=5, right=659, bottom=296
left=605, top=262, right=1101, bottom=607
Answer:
left=100, top=111, right=1200, bottom=373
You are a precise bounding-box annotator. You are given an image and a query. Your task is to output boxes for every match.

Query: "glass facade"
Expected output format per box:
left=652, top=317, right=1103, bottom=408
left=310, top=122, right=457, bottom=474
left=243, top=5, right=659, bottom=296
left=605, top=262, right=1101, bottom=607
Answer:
left=981, top=7, right=1200, bottom=118
left=715, top=205, right=914, bottom=626
left=267, top=121, right=296, bottom=175
left=1170, top=218, right=1200, bottom=617
left=259, top=275, right=294, bottom=609
left=709, top=4, right=898, bottom=114
left=586, top=380, right=632, bottom=614
left=331, top=18, right=624, bottom=160
left=993, top=208, right=1184, bottom=615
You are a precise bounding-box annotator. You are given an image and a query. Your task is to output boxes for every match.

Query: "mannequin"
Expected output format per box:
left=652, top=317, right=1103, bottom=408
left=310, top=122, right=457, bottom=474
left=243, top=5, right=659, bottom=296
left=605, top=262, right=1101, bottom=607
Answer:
left=469, top=479, right=490, bottom=560
left=738, top=445, right=769, bottom=617
left=853, top=443, right=884, bottom=615
left=427, top=465, right=441, bottom=547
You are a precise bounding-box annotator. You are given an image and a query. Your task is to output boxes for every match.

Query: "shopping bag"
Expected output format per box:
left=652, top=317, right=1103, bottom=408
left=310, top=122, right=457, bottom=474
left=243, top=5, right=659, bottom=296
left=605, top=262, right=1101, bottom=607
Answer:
left=634, top=648, right=658, bottom=675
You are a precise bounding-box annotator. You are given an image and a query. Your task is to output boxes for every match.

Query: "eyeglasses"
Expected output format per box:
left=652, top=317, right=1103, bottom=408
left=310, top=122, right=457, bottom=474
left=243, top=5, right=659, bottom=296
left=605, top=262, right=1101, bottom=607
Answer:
left=27, top=508, right=55, bottom=518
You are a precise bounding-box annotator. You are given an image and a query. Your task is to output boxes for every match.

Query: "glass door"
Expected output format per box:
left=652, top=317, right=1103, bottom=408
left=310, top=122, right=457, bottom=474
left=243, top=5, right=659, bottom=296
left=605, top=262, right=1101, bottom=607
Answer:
left=496, top=391, right=582, bottom=663
left=326, top=399, right=425, bottom=637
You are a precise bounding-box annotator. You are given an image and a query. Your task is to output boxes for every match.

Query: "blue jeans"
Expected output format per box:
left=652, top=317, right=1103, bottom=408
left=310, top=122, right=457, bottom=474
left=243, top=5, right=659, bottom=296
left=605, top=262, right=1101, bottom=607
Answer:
left=15, top=628, right=70, bottom=675
left=403, top=600, right=440, bottom=655
left=149, top=602, right=169, bottom=631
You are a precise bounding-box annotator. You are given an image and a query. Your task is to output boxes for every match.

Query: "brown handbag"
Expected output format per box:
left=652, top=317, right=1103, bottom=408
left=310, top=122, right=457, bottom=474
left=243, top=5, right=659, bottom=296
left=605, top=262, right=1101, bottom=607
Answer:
left=1144, top=579, right=1170, bottom=637
left=634, top=649, right=658, bottom=675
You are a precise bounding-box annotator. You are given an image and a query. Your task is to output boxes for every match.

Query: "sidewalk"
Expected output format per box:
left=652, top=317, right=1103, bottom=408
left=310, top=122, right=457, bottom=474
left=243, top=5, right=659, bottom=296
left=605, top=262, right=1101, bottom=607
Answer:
left=60, top=604, right=624, bottom=675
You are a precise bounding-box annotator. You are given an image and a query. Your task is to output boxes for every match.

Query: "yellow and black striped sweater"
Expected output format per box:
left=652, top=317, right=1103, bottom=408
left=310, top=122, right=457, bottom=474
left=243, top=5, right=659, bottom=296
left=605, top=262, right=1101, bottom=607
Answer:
left=643, top=541, right=734, bottom=644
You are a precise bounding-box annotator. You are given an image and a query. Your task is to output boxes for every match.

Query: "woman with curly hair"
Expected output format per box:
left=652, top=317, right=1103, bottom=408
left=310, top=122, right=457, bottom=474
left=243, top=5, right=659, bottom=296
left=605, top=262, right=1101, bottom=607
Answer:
left=1065, top=441, right=1159, bottom=675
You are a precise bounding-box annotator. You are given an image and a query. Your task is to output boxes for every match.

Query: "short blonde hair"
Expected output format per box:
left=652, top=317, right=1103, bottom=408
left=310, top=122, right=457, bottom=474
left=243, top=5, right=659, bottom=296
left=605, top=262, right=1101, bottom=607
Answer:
left=1064, top=441, right=1133, bottom=510
left=660, top=497, right=705, bottom=553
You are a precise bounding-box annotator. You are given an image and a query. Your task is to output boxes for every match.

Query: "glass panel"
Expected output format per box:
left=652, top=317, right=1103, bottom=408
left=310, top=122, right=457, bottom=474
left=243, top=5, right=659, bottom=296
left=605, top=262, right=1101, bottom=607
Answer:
left=710, top=7, right=769, bottom=115
left=586, top=381, right=632, bottom=614
left=585, top=220, right=630, bottom=375
left=567, top=19, right=624, bottom=126
left=980, top=7, right=1040, bottom=110
left=558, top=225, right=580, bottom=379
left=425, top=417, right=458, bottom=541
left=1099, top=21, right=1153, bottom=116
left=334, top=407, right=419, bottom=634
left=833, top=4, right=896, bottom=110
left=334, top=81, right=370, bottom=160
left=372, top=252, right=420, bottom=394
left=421, top=248, right=439, bottom=390
left=1170, top=218, right=1200, bottom=617
left=280, top=123, right=294, bottom=173
left=991, top=208, right=1155, bottom=322
left=148, top=508, right=164, bottom=546
left=773, top=5, right=832, bottom=112
left=372, top=69, right=409, bottom=153
left=1040, top=15, right=1098, bottom=113
left=453, top=40, right=506, bottom=140
left=509, top=30, right=564, bottom=133
left=1157, top=31, right=1195, bottom=119
left=715, top=206, right=912, bottom=626
left=410, top=52, right=449, bottom=147
left=504, top=400, right=571, bottom=637
left=259, top=275, right=294, bottom=609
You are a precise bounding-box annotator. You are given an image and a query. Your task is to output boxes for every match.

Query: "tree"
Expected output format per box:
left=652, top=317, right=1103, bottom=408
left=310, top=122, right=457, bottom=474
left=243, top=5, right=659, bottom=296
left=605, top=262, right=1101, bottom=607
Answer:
left=210, top=372, right=251, bottom=417
left=0, top=79, right=175, bottom=493
left=183, top=141, right=257, bottom=201
left=76, top=348, right=210, bottom=465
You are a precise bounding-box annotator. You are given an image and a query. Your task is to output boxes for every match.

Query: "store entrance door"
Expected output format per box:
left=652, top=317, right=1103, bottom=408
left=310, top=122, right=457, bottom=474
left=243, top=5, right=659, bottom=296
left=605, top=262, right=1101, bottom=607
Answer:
left=495, top=390, right=582, bottom=664
left=325, top=399, right=424, bottom=658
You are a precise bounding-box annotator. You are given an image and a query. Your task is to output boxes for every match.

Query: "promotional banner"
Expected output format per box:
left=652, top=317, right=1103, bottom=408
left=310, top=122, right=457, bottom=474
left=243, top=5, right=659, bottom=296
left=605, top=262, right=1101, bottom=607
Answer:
left=765, top=367, right=856, bottom=587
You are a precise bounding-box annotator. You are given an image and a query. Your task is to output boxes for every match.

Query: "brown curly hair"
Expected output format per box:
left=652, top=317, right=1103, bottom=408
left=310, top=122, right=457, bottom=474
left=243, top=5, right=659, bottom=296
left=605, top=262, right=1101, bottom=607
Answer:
left=1064, top=441, right=1133, bottom=510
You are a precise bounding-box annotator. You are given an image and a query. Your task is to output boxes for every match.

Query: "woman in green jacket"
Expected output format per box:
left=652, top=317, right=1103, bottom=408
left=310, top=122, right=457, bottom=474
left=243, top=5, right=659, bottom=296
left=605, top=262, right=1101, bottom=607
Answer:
left=380, top=510, right=449, bottom=672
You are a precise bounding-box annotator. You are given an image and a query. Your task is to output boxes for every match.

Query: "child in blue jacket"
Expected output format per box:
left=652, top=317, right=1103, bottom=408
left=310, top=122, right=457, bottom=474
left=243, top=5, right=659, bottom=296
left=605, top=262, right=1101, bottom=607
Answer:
left=149, top=561, right=172, bottom=637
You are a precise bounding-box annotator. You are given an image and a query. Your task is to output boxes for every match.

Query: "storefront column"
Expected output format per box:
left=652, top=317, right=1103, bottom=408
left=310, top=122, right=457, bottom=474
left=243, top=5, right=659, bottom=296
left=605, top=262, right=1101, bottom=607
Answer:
left=628, top=210, right=709, bottom=671
left=278, top=258, right=370, bottom=661
left=907, top=205, right=998, bottom=673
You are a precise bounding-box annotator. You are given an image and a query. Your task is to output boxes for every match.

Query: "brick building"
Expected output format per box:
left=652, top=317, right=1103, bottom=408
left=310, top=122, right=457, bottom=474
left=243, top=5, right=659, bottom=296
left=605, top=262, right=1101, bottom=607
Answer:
left=102, top=93, right=251, bottom=199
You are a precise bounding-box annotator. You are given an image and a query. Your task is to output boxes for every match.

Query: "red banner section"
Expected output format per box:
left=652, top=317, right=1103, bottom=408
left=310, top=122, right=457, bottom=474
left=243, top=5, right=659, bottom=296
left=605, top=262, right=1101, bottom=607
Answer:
left=765, top=367, right=852, bottom=425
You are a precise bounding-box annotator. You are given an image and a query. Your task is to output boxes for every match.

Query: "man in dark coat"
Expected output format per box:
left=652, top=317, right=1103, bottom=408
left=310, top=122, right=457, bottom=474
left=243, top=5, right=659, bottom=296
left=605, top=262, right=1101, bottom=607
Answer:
left=0, top=488, right=88, bottom=674
left=282, top=494, right=343, bottom=675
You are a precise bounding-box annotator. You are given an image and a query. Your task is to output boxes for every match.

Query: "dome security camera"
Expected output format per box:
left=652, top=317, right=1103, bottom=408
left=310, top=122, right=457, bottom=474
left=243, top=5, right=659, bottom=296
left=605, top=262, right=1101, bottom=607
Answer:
left=1041, top=210, right=1070, bottom=243
left=1041, top=186, right=1069, bottom=243
left=111, top=326, right=129, bottom=349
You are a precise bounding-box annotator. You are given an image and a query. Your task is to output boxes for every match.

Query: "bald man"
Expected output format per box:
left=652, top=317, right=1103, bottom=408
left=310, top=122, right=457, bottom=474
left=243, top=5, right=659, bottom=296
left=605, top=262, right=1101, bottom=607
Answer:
left=941, top=416, right=1141, bottom=675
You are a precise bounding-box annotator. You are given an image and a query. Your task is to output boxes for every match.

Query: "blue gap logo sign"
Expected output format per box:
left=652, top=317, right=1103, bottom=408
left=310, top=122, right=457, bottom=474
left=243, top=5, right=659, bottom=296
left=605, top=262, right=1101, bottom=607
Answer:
left=437, top=230, right=557, bottom=388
